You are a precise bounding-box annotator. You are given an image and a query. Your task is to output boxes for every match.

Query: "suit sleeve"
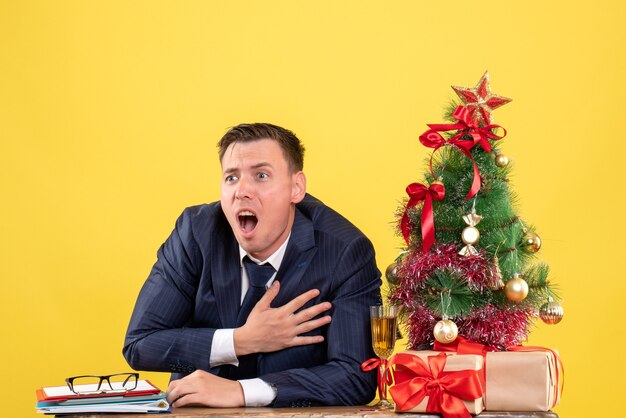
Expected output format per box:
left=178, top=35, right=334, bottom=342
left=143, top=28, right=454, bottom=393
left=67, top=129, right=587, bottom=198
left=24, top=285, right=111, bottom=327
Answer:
left=122, top=209, right=217, bottom=375
left=261, top=235, right=382, bottom=407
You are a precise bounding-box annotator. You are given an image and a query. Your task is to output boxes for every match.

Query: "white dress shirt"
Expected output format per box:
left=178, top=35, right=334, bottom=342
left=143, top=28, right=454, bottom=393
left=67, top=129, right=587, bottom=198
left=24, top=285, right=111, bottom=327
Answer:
left=209, top=235, right=290, bottom=406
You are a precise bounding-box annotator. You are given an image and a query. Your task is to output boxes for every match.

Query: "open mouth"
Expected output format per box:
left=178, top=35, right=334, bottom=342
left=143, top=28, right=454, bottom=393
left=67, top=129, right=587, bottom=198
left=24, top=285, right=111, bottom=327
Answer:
left=238, top=210, right=258, bottom=233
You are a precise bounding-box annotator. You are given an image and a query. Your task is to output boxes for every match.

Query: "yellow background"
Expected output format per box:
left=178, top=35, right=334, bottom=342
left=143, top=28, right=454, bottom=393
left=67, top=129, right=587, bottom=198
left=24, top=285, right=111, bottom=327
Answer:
left=1, top=1, right=624, bottom=416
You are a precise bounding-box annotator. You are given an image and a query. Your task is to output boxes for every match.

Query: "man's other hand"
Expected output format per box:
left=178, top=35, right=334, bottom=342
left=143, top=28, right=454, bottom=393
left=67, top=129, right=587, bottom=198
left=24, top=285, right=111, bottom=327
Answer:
left=167, top=370, right=244, bottom=407
left=234, top=281, right=332, bottom=356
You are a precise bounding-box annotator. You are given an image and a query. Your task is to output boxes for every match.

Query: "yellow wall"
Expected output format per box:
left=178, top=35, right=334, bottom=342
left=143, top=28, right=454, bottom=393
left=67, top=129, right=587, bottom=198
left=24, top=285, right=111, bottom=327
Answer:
left=2, top=1, right=624, bottom=416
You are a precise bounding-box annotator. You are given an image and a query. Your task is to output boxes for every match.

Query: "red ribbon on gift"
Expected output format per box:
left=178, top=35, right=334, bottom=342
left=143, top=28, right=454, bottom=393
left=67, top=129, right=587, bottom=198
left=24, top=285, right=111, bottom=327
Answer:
left=361, top=358, right=393, bottom=400
left=434, top=335, right=497, bottom=355
left=388, top=352, right=484, bottom=418
left=400, top=181, right=445, bottom=253
left=420, top=106, right=507, bottom=199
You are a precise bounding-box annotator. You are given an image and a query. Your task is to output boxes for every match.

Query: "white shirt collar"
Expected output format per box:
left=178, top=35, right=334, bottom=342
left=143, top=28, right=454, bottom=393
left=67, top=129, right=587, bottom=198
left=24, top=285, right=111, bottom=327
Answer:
left=238, top=233, right=291, bottom=272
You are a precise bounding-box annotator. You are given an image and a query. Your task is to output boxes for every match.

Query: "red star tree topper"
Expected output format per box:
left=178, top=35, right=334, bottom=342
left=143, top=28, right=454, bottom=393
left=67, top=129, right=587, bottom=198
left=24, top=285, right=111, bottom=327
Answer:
left=451, top=71, right=512, bottom=126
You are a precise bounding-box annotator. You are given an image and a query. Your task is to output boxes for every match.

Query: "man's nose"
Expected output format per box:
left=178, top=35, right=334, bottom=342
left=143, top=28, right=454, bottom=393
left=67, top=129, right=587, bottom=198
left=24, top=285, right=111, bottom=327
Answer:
left=234, top=177, right=253, bottom=199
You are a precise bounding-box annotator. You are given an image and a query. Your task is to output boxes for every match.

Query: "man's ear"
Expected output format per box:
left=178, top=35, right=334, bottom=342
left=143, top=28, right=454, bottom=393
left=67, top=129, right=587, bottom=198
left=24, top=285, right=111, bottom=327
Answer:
left=291, top=171, right=307, bottom=204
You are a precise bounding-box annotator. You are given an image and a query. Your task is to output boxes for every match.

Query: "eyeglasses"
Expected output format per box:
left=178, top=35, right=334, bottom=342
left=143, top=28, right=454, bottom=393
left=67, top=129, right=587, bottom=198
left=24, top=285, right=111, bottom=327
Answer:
left=65, top=373, right=139, bottom=395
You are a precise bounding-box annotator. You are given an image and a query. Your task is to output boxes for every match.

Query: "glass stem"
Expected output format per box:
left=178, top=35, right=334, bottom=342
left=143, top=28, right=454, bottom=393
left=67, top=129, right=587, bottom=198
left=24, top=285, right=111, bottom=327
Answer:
left=378, top=360, right=388, bottom=401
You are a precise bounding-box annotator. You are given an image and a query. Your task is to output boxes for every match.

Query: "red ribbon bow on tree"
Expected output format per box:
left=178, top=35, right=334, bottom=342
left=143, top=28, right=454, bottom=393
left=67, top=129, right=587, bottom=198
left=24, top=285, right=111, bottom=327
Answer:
left=388, top=352, right=484, bottom=418
left=431, top=105, right=507, bottom=153
left=401, top=181, right=445, bottom=253
left=419, top=105, right=507, bottom=200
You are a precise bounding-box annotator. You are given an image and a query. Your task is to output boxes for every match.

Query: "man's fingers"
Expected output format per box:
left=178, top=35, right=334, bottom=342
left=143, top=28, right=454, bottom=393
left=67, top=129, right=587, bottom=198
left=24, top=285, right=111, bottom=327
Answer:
left=254, top=280, right=280, bottom=310
left=165, top=370, right=245, bottom=408
left=291, top=301, right=332, bottom=323
left=283, top=288, right=321, bottom=313
left=290, top=334, right=326, bottom=346
left=166, top=383, right=188, bottom=406
left=171, top=392, right=201, bottom=408
left=295, top=315, right=332, bottom=334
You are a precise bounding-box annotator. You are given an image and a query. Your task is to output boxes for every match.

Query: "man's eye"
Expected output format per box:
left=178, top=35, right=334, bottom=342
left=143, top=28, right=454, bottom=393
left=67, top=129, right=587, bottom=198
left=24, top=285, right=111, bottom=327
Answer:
left=225, top=175, right=238, bottom=183
left=257, top=172, right=269, bottom=179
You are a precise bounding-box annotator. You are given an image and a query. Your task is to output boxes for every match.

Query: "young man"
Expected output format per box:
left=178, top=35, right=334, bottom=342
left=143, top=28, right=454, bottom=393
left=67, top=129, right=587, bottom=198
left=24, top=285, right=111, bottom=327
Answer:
left=123, top=123, right=381, bottom=407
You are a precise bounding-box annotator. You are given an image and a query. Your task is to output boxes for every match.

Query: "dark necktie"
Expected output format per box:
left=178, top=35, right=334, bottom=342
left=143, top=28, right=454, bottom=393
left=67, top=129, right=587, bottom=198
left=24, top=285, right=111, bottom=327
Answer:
left=230, top=257, right=276, bottom=380
left=236, top=257, right=276, bottom=326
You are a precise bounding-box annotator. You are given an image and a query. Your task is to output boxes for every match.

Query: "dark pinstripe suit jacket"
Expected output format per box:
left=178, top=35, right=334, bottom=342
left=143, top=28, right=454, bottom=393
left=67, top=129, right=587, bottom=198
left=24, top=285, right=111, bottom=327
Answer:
left=123, top=194, right=381, bottom=407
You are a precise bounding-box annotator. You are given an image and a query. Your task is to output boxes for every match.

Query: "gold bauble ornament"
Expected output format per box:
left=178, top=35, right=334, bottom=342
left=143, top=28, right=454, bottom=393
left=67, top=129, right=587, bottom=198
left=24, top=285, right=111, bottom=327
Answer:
left=539, top=298, right=564, bottom=324
left=385, top=261, right=400, bottom=285
left=431, top=178, right=444, bottom=187
left=494, top=151, right=509, bottom=167
left=433, top=319, right=459, bottom=344
left=505, top=274, right=529, bottom=302
left=522, top=231, right=542, bottom=253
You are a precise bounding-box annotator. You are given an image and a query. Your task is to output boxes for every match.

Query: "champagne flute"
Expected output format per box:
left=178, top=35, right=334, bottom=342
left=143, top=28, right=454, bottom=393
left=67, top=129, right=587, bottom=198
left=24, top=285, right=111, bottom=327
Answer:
left=369, top=305, right=399, bottom=410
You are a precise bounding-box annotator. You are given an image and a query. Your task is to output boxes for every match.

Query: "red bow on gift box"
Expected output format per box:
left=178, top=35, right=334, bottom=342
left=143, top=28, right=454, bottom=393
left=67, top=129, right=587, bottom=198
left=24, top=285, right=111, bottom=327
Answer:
left=388, top=352, right=484, bottom=418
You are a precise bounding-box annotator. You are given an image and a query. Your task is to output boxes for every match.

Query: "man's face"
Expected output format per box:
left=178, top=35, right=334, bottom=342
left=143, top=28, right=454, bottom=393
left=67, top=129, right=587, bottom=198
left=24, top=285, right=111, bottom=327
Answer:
left=220, top=139, right=306, bottom=261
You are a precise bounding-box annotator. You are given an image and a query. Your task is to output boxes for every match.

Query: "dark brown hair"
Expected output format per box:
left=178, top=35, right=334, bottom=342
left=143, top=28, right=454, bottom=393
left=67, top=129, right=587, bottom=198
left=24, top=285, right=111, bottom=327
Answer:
left=217, top=123, right=305, bottom=172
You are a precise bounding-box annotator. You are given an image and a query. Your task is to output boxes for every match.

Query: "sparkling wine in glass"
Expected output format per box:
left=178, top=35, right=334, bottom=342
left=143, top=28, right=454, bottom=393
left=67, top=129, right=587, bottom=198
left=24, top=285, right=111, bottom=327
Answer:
left=370, top=305, right=399, bottom=410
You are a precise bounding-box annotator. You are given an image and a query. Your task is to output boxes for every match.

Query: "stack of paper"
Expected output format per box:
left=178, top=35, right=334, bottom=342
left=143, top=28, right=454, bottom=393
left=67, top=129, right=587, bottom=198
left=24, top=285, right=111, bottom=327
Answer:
left=36, top=379, right=169, bottom=414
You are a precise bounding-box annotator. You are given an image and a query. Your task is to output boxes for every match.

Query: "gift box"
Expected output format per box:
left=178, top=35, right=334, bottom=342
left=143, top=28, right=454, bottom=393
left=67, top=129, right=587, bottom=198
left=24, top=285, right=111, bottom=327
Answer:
left=389, top=350, right=485, bottom=417
left=485, top=349, right=561, bottom=411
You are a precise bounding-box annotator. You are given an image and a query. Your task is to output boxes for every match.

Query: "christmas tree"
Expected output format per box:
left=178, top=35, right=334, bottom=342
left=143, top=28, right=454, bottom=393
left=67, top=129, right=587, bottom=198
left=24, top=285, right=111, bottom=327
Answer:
left=389, top=72, right=564, bottom=350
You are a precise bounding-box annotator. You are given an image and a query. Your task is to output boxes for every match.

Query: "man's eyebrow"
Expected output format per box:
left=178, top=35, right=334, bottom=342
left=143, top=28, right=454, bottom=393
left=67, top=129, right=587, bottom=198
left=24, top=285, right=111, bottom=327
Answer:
left=222, top=162, right=273, bottom=174
left=251, top=162, right=273, bottom=169
left=223, top=167, right=239, bottom=175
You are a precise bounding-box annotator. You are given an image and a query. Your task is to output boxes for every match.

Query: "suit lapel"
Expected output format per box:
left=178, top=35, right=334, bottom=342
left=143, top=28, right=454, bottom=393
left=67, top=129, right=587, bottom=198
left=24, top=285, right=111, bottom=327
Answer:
left=211, top=210, right=242, bottom=328
left=273, top=207, right=317, bottom=307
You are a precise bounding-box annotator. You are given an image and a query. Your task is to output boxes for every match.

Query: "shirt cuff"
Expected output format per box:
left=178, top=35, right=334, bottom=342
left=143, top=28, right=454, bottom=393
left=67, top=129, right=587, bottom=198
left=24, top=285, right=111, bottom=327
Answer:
left=209, top=329, right=239, bottom=367
left=239, top=379, right=277, bottom=406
